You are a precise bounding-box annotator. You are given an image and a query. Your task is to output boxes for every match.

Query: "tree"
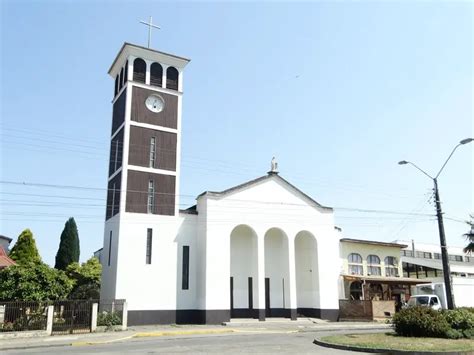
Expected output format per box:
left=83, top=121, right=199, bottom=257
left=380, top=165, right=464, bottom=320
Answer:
left=66, top=257, right=102, bottom=299
left=55, top=217, right=80, bottom=270
left=0, top=263, right=73, bottom=301
left=9, top=229, right=41, bottom=265
left=463, top=214, right=474, bottom=254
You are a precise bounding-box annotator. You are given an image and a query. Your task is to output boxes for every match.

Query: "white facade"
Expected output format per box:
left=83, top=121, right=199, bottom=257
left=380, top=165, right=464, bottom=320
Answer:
left=100, top=43, right=340, bottom=325
left=101, top=172, right=341, bottom=324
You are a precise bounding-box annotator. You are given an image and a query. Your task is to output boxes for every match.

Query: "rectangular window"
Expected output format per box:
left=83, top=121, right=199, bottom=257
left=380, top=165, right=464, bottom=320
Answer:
left=114, top=140, right=120, bottom=171
left=434, top=253, right=441, bottom=260
left=149, top=137, right=156, bottom=168
left=111, top=182, right=116, bottom=215
left=403, top=250, right=414, bottom=257
left=147, top=180, right=155, bottom=214
left=182, top=245, right=189, bottom=290
left=449, top=255, right=463, bottom=262
left=348, top=264, right=363, bottom=275
left=367, top=266, right=381, bottom=276
left=385, top=267, right=399, bottom=277
left=108, top=231, right=112, bottom=267
left=146, top=228, right=152, bottom=264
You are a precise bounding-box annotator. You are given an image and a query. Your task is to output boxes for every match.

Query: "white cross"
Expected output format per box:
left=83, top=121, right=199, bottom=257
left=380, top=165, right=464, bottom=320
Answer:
left=139, top=16, right=161, bottom=48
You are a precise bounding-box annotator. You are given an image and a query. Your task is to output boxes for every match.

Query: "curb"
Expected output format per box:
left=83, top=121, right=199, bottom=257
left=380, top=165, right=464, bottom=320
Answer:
left=313, top=337, right=474, bottom=355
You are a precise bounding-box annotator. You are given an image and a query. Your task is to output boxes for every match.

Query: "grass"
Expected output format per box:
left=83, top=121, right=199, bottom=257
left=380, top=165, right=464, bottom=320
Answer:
left=320, top=332, right=474, bottom=352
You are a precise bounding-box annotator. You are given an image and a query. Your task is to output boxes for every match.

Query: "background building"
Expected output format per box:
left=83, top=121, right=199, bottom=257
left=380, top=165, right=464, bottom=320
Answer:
left=395, top=240, right=474, bottom=307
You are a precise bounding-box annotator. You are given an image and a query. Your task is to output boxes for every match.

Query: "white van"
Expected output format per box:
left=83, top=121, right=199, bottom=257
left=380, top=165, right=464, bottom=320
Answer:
left=407, top=294, right=442, bottom=311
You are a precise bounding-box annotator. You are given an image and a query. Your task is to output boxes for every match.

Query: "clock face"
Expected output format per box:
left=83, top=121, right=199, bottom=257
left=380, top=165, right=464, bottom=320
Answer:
left=145, top=95, right=164, bottom=113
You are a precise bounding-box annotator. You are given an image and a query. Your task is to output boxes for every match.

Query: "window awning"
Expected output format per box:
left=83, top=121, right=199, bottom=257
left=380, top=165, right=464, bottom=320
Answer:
left=342, top=274, right=431, bottom=285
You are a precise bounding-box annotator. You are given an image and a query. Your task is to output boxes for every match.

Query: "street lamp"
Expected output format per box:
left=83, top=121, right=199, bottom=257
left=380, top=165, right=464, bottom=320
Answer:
left=398, top=138, right=473, bottom=310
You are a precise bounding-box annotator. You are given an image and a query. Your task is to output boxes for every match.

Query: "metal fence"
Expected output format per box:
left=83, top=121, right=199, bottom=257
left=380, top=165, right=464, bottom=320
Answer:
left=0, top=299, right=126, bottom=334
left=0, top=301, right=48, bottom=332
left=51, top=300, right=94, bottom=335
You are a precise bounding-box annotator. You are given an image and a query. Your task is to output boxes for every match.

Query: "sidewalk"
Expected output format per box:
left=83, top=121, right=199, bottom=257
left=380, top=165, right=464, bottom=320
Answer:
left=0, top=320, right=392, bottom=351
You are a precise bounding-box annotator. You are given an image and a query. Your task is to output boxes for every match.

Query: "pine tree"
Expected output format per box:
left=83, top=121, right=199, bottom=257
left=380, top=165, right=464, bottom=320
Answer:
left=55, top=217, right=80, bottom=270
left=9, top=229, right=42, bottom=265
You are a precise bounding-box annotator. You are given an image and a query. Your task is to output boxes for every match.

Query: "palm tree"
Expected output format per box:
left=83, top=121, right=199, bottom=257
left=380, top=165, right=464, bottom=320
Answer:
left=463, top=214, right=474, bottom=254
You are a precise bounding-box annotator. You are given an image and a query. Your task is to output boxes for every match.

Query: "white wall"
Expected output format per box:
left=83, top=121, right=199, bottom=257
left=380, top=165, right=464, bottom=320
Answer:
left=295, top=232, right=318, bottom=308
left=199, top=175, right=340, bottom=312
left=453, top=277, right=474, bottom=307
left=100, top=216, right=120, bottom=300
left=264, top=228, right=290, bottom=308
left=112, top=212, right=198, bottom=311
left=230, top=225, right=258, bottom=308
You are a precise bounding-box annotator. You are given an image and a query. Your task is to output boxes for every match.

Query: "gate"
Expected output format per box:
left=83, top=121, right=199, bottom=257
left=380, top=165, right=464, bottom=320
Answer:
left=51, top=300, right=93, bottom=335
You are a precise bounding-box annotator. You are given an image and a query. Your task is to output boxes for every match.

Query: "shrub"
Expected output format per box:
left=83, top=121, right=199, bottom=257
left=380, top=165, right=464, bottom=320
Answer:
left=442, top=308, right=474, bottom=332
left=392, top=306, right=450, bottom=338
left=97, top=311, right=121, bottom=329
left=462, top=328, right=474, bottom=339
left=445, top=329, right=463, bottom=339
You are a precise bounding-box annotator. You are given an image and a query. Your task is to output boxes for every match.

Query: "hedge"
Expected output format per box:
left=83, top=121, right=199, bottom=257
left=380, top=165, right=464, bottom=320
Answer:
left=392, top=307, right=474, bottom=339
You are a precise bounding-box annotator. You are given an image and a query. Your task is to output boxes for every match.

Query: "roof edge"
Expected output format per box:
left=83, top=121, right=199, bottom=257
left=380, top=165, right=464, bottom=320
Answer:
left=196, top=173, right=333, bottom=212
left=340, top=238, right=408, bottom=248
left=108, top=42, right=191, bottom=75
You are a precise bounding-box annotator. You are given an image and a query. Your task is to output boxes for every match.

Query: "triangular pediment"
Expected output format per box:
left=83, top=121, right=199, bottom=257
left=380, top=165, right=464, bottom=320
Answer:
left=197, top=173, right=332, bottom=212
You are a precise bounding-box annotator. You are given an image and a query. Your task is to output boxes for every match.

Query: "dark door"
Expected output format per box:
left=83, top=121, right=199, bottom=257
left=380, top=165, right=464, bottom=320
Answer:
left=230, top=277, right=234, bottom=318
left=265, top=277, right=271, bottom=317
left=248, top=277, right=253, bottom=310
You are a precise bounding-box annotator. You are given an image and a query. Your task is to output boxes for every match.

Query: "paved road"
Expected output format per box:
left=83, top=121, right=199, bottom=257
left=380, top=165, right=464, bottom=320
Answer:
left=3, top=329, right=381, bottom=354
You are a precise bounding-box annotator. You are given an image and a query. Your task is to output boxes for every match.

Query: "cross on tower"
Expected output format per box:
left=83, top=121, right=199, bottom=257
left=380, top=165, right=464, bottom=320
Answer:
left=139, top=16, right=161, bottom=48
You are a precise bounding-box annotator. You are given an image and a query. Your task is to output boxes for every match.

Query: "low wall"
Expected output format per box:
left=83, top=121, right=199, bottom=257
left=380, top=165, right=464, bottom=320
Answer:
left=371, top=300, right=395, bottom=320
left=339, top=300, right=395, bottom=321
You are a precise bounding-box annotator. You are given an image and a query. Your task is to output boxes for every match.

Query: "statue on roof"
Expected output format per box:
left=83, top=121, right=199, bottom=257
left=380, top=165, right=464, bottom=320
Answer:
left=270, top=157, right=278, bottom=173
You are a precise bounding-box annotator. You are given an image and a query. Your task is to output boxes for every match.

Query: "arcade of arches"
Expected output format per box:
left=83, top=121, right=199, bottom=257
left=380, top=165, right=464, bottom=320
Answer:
left=230, top=224, right=321, bottom=320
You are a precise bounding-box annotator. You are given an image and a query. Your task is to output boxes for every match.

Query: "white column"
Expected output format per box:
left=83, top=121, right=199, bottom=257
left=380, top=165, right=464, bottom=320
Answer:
left=178, top=69, right=184, bottom=92
left=256, top=234, right=265, bottom=321
left=90, top=303, right=98, bottom=332
left=162, top=65, right=168, bottom=89
left=145, top=60, right=151, bottom=85
left=121, top=302, right=128, bottom=331
left=46, top=305, right=54, bottom=335
left=287, top=236, right=297, bottom=320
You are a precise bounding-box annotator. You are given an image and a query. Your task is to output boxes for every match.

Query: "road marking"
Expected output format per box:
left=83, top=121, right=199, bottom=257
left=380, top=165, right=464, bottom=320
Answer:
left=71, top=335, right=133, bottom=346
left=133, top=329, right=234, bottom=338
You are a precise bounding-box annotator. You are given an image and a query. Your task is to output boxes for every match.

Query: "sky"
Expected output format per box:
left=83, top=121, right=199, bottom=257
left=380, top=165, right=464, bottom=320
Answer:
left=0, top=0, right=472, bottom=266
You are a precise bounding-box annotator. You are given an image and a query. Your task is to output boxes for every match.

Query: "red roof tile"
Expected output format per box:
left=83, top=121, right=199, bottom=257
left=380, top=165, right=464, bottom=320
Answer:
left=0, top=246, right=16, bottom=268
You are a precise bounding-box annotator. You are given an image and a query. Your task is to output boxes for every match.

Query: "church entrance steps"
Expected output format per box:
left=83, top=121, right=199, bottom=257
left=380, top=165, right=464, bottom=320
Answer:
left=224, top=317, right=324, bottom=326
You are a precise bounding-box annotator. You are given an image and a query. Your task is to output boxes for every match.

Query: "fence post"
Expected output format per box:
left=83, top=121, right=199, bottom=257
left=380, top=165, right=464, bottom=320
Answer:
left=46, top=305, right=54, bottom=335
left=91, top=303, right=98, bottom=332
left=121, top=302, right=128, bottom=331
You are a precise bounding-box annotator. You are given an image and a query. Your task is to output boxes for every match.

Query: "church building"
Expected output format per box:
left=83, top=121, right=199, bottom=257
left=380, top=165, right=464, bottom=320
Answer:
left=100, top=42, right=341, bottom=325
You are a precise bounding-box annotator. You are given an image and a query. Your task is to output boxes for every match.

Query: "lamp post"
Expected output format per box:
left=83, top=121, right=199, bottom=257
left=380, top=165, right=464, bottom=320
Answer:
left=399, top=138, right=473, bottom=310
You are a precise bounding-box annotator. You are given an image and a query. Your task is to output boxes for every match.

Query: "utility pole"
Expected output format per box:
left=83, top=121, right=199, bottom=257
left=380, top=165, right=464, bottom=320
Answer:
left=433, top=178, right=454, bottom=309
left=399, top=138, right=473, bottom=310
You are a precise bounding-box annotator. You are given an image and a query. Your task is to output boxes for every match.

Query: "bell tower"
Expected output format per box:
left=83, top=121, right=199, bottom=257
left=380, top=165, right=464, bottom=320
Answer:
left=101, top=42, right=190, bottom=300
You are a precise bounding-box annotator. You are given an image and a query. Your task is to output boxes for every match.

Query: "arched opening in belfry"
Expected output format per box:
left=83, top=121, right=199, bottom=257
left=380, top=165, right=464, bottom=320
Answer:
left=150, top=62, right=163, bottom=87
left=166, top=66, right=179, bottom=90
left=133, top=58, right=146, bottom=83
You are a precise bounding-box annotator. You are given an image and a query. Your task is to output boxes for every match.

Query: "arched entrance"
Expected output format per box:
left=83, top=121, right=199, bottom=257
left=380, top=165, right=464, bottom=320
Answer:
left=294, top=231, right=319, bottom=314
left=264, top=228, right=290, bottom=317
left=230, top=225, right=258, bottom=318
